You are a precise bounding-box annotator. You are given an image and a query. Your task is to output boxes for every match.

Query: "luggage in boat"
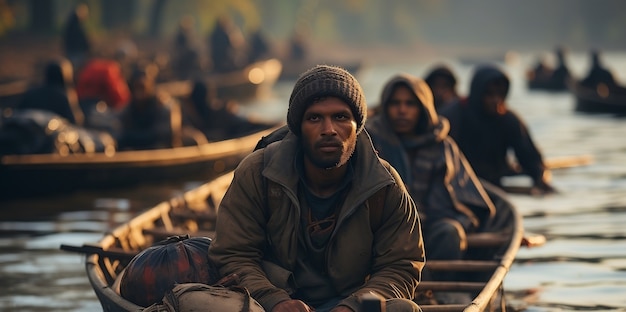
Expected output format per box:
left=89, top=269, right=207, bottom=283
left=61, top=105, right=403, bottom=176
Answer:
left=120, top=235, right=220, bottom=307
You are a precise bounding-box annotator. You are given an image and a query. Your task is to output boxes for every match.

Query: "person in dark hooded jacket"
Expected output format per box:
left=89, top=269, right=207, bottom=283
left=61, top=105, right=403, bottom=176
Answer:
left=424, top=65, right=460, bottom=110
left=440, top=65, right=556, bottom=195
left=18, top=58, right=84, bottom=125
left=62, top=3, right=91, bottom=66
left=580, top=49, right=617, bottom=90
left=366, top=75, right=514, bottom=297
left=117, top=67, right=180, bottom=150
left=209, top=65, right=423, bottom=312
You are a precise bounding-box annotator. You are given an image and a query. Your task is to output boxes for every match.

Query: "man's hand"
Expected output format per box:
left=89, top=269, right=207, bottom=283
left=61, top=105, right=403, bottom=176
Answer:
left=272, top=299, right=314, bottom=312
left=532, top=178, right=558, bottom=196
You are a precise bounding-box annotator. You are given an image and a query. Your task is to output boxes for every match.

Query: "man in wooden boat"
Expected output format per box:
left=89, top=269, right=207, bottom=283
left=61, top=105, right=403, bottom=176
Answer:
left=440, top=64, right=557, bottom=195
left=366, top=74, right=515, bottom=304
left=207, top=15, right=247, bottom=73
left=117, top=67, right=184, bottom=150
left=580, top=49, right=617, bottom=90
left=62, top=3, right=91, bottom=67
left=183, top=80, right=271, bottom=141
left=423, top=65, right=460, bottom=110
left=209, top=65, right=424, bottom=312
left=17, top=57, right=84, bottom=126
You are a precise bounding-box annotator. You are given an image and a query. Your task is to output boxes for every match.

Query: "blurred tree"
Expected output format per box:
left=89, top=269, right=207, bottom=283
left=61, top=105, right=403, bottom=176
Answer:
left=0, top=0, right=16, bottom=35
left=29, top=0, right=54, bottom=33
left=102, top=0, right=134, bottom=30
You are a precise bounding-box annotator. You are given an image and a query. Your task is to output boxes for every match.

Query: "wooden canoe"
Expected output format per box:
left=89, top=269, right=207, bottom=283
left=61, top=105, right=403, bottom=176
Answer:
left=65, top=170, right=524, bottom=312
left=156, top=58, right=283, bottom=102
left=0, top=123, right=282, bottom=200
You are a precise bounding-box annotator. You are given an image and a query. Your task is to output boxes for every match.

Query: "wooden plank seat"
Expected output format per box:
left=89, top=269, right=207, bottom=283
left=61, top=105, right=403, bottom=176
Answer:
left=417, top=281, right=485, bottom=292
left=426, top=260, right=500, bottom=272
left=466, top=232, right=510, bottom=248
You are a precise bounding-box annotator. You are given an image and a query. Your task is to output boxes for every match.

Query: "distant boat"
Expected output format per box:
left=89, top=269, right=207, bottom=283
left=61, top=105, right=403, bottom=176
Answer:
left=570, top=81, right=626, bottom=115
left=0, top=121, right=282, bottom=200
left=62, top=170, right=524, bottom=312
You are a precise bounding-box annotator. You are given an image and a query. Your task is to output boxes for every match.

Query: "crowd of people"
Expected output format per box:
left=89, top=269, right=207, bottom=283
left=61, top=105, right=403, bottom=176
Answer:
left=2, top=5, right=278, bottom=155
left=528, top=45, right=620, bottom=92
left=206, top=63, right=558, bottom=312
left=3, top=5, right=583, bottom=312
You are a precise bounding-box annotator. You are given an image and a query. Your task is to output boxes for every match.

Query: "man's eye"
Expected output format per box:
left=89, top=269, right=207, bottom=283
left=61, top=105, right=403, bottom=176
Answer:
left=335, top=114, right=349, bottom=120
left=307, top=115, right=320, bottom=121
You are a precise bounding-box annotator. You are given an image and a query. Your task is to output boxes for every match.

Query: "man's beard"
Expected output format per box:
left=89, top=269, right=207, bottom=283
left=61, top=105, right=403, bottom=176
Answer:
left=302, top=136, right=357, bottom=169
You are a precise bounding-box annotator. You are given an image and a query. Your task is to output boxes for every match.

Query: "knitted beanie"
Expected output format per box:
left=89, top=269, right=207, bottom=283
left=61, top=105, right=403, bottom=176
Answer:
left=287, top=65, right=367, bottom=136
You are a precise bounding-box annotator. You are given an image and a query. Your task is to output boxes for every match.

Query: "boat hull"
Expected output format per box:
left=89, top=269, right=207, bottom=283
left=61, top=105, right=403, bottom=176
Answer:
left=0, top=125, right=281, bottom=200
left=73, top=171, right=523, bottom=312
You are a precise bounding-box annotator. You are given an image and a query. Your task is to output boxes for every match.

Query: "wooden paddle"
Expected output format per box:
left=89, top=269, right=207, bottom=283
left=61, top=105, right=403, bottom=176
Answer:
left=60, top=244, right=136, bottom=260
left=544, top=154, right=593, bottom=170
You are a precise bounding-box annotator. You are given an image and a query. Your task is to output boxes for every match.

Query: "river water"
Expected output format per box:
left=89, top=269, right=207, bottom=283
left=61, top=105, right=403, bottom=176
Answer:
left=1, top=51, right=625, bottom=311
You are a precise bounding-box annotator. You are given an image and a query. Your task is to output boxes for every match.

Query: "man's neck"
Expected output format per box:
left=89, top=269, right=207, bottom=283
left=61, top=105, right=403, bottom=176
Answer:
left=303, top=159, right=348, bottom=198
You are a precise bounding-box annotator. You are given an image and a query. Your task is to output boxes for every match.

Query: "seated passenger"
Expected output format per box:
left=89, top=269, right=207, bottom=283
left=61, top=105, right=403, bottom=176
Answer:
left=184, top=80, right=269, bottom=140
left=580, top=49, right=617, bottom=90
left=76, top=57, right=131, bottom=111
left=424, top=65, right=460, bottom=110
left=18, top=58, right=84, bottom=126
left=117, top=67, right=180, bottom=150
left=440, top=65, right=556, bottom=195
left=366, top=74, right=514, bottom=304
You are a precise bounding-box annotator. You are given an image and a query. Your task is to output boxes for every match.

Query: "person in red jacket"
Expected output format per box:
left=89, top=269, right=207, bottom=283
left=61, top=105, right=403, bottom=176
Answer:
left=76, top=58, right=131, bottom=111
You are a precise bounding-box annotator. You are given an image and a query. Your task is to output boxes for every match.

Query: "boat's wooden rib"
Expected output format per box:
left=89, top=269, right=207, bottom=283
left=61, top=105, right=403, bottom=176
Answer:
left=64, top=170, right=522, bottom=312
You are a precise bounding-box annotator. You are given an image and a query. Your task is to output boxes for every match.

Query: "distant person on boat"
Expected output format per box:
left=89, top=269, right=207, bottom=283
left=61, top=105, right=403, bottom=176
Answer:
left=62, top=3, right=91, bottom=67
left=117, top=67, right=182, bottom=150
left=288, top=29, right=308, bottom=61
left=366, top=74, right=515, bottom=303
left=171, top=16, right=203, bottom=79
left=207, top=16, right=246, bottom=73
left=247, top=28, right=272, bottom=63
left=18, top=58, right=84, bottom=125
left=527, top=53, right=554, bottom=85
left=209, top=65, right=424, bottom=312
left=184, top=80, right=268, bottom=140
left=424, top=65, right=460, bottom=110
left=551, top=46, right=572, bottom=90
left=75, top=55, right=131, bottom=111
left=440, top=64, right=556, bottom=195
left=580, top=49, right=617, bottom=90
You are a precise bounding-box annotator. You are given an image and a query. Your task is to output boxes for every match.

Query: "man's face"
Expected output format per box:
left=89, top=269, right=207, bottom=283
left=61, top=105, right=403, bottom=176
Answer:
left=430, top=77, right=454, bottom=107
left=300, top=97, right=357, bottom=169
left=482, top=81, right=507, bottom=116
left=131, top=77, right=153, bottom=103
left=386, top=85, right=421, bottom=135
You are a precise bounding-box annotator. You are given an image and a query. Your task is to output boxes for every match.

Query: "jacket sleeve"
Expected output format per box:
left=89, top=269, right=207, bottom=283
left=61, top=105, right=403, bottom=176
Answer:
left=339, top=166, right=425, bottom=310
left=208, top=151, right=292, bottom=310
left=507, top=112, right=547, bottom=184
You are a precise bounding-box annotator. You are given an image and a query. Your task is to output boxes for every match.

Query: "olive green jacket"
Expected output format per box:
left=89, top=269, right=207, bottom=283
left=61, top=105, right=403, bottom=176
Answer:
left=209, top=130, right=424, bottom=311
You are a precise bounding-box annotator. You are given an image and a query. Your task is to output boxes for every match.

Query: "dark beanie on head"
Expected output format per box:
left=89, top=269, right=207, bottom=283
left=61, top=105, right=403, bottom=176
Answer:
left=288, top=65, right=367, bottom=136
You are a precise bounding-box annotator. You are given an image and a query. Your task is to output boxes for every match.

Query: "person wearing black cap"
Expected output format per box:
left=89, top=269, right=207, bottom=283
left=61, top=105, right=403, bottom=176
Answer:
left=424, top=65, right=460, bottom=110
left=440, top=64, right=556, bottom=195
left=209, top=65, right=424, bottom=312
